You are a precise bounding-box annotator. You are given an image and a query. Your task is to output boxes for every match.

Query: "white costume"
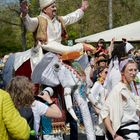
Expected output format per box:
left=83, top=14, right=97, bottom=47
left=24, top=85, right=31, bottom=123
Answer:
left=89, top=81, right=107, bottom=136
left=31, top=100, right=48, bottom=133
left=90, top=81, right=107, bottom=109
left=100, top=82, right=140, bottom=139
left=14, top=9, right=84, bottom=71
left=103, top=58, right=121, bottom=94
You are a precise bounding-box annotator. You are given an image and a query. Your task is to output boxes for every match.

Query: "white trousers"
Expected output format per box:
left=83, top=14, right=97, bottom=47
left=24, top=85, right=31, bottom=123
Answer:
left=43, top=135, right=64, bottom=140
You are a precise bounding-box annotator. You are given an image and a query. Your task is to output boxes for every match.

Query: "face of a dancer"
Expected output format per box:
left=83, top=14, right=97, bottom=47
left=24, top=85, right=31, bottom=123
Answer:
left=43, top=2, right=57, bottom=19
left=123, top=62, right=137, bottom=83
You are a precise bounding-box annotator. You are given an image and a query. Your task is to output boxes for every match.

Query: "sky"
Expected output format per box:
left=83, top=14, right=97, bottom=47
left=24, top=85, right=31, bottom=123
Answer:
left=0, top=0, right=17, bottom=4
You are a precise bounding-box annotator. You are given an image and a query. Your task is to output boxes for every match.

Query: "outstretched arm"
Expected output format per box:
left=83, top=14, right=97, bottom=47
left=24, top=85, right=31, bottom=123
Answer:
left=23, top=15, right=38, bottom=32
left=108, top=37, right=115, bottom=58
left=62, top=0, right=89, bottom=25
left=20, top=0, right=38, bottom=32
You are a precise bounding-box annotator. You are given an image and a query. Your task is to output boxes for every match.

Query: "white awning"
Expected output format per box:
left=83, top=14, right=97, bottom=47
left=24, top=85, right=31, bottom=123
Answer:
left=75, top=21, right=140, bottom=43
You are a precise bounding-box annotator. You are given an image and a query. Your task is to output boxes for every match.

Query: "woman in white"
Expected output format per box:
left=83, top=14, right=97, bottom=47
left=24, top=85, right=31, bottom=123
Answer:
left=6, top=76, right=62, bottom=137
left=100, top=58, right=140, bottom=140
left=88, top=66, right=108, bottom=140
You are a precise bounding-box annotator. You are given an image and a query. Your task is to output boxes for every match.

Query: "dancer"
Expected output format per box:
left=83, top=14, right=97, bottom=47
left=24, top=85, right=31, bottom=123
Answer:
left=100, top=58, right=140, bottom=140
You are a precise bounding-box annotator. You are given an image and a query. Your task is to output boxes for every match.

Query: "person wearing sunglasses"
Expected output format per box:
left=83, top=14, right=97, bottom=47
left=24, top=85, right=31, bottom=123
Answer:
left=87, top=66, right=108, bottom=140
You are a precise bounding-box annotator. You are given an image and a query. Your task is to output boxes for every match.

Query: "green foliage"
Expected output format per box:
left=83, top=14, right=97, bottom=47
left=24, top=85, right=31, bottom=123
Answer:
left=29, top=0, right=40, bottom=16
left=0, top=21, right=21, bottom=57
left=0, top=0, right=140, bottom=56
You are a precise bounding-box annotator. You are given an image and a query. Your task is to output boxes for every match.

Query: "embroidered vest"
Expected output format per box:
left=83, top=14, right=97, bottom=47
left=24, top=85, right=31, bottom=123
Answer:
left=33, top=16, right=68, bottom=44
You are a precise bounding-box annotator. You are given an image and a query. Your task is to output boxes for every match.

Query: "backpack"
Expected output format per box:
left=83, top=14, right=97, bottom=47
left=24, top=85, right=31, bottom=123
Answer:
left=19, top=106, right=40, bottom=140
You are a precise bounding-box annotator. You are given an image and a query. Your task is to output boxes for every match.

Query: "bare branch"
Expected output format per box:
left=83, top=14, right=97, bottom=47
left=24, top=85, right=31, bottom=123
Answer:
left=7, top=4, right=20, bottom=15
left=8, top=7, right=20, bottom=15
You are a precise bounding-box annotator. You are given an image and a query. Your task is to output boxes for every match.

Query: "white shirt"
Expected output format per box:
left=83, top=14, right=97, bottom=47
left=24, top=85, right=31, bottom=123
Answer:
left=24, top=9, right=84, bottom=43
left=31, top=100, right=48, bottom=133
left=89, top=81, right=107, bottom=110
left=14, top=9, right=84, bottom=70
left=104, top=58, right=121, bottom=94
left=100, top=82, right=140, bottom=132
left=121, top=88, right=139, bottom=125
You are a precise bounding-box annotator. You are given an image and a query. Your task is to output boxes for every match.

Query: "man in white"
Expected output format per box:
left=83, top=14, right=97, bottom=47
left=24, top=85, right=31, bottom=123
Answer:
left=15, top=0, right=92, bottom=71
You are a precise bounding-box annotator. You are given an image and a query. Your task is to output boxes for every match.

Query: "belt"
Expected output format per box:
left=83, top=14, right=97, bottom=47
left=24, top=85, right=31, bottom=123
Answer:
left=117, top=122, right=140, bottom=139
left=119, top=121, right=138, bottom=129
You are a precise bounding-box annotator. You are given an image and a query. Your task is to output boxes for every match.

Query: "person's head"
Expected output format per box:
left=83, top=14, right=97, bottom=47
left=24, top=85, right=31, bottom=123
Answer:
left=97, top=38, right=105, bottom=49
left=97, top=66, right=108, bottom=82
left=6, top=76, right=35, bottom=109
left=120, top=58, right=138, bottom=84
left=134, top=50, right=140, bottom=71
left=96, top=55, right=108, bottom=67
left=98, top=59, right=107, bottom=67
left=40, top=0, right=56, bottom=19
left=111, top=42, right=127, bottom=61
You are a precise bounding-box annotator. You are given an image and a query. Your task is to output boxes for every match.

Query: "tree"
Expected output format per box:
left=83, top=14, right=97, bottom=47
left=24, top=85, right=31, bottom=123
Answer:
left=0, top=0, right=140, bottom=57
left=0, top=0, right=39, bottom=56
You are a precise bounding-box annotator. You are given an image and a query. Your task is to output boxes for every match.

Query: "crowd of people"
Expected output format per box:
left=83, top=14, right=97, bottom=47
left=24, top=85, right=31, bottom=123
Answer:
left=0, top=0, right=140, bottom=140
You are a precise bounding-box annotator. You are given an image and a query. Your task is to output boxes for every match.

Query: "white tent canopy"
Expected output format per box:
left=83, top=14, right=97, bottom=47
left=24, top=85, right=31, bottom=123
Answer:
left=75, top=21, right=140, bottom=43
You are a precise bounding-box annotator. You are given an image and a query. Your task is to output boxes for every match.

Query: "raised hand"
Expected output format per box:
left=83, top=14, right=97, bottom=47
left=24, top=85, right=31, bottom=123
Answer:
left=81, top=0, right=89, bottom=11
left=20, top=0, right=29, bottom=17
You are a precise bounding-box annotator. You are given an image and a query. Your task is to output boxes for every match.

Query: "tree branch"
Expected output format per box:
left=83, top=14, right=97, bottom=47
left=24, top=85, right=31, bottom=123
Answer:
left=0, top=18, right=20, bottom=26
left=7, top=5, right=20, bottom=15
left=8, top=7, right=20, bottom=15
